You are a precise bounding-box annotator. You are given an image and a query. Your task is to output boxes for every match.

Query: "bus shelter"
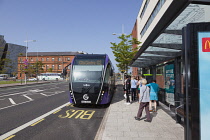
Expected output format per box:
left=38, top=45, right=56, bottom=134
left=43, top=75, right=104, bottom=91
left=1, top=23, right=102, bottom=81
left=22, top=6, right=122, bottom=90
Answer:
left=130, top=1, right=210, bottom=140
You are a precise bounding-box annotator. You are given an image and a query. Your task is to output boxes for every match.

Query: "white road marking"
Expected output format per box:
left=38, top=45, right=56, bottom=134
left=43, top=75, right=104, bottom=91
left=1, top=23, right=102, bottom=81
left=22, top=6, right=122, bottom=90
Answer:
left=0, top=102, right=69, bottom=140
left=0, top=91, right=65, bottom=110
left=0, top=89, right=44, bottom=98
left=40, top=93, right=48, bottom=96
left=40, top=91, right=65, bottom=97
left=0, top=92, right=26, bottom=98
left=23, top=95, right=33, bottom=101
left=0, top=100, right=32, bottom=110
left=9, top=98, right=16, bottom=105
left=28, top=89, right=44, bottom=92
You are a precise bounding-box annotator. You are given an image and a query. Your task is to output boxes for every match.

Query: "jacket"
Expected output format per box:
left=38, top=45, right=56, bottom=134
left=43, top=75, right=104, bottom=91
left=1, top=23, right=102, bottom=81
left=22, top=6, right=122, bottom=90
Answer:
left=139, top=85, right=150, bottom=102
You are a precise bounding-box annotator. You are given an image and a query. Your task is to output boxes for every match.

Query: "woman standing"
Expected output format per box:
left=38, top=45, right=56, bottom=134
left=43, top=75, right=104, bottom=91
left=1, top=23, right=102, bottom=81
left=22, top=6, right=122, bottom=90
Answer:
left=147, top=80, right=159, bottom=112
left=135, top=79, right=151, bottom=122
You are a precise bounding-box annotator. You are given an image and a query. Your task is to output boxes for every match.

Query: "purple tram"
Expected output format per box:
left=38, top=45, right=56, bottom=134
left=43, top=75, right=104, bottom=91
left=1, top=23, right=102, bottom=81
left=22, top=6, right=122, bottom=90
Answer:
left=69, top=54, right=115, bottom=104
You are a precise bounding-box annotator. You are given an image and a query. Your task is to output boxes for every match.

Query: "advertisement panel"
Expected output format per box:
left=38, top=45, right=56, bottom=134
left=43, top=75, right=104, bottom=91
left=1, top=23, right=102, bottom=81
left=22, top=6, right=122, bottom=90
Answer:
left=165, top=64, right=175, bottom=105
left=198, top=32, right=210, bottom=140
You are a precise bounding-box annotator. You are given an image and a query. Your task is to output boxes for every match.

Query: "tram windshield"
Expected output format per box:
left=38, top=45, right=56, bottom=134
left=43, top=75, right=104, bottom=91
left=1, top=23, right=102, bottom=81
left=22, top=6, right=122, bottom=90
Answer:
left=72, top=65, right=103, bottom=83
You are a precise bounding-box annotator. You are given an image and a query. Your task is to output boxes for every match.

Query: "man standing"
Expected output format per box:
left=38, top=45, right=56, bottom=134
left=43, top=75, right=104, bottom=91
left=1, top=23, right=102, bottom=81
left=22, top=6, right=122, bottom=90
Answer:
left=131, top=76, right=138, bottom=102
left=124, top=76, right=131, bottom=105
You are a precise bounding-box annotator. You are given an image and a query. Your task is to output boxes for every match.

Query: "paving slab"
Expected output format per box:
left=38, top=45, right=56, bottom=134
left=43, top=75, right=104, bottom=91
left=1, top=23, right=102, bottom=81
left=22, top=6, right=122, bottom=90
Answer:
left=95, top=85, right=184, bottom=140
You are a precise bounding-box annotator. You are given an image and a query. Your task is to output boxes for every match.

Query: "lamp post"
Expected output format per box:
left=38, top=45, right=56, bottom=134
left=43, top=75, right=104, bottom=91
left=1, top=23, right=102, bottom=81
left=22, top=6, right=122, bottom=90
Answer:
left=112, top=24, right=125, bottom=35
left=23, top=40, right=36, bottom=84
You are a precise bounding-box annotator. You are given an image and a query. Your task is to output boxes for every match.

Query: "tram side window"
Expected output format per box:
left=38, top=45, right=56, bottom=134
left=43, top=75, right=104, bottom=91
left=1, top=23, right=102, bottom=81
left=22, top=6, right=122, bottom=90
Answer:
left=104, top=64, right=111, bottom=84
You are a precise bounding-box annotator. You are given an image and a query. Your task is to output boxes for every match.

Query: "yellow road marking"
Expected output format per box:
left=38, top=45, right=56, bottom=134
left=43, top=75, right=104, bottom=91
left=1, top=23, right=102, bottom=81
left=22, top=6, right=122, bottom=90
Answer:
left=53, top=109, right=62, bottom=114
left=66, top=104, right=70, bottom=106
left=30, top=119, right=45, bottom=126
left=58, top=109, right=95, bottom=119
left=4, top=135, right=15, bottom=140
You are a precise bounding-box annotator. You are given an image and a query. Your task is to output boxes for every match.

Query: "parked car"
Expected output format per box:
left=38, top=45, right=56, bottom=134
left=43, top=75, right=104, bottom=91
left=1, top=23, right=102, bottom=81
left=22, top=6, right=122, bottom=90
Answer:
left=0, top=74, right=9, bottom=80
left=28, top=77, right=37, bottom=81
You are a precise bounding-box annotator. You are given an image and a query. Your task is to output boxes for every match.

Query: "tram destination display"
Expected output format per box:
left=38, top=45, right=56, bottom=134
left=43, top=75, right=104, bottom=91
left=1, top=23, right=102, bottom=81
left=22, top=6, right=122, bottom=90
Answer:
left=74, top=59, right=104, bottom=65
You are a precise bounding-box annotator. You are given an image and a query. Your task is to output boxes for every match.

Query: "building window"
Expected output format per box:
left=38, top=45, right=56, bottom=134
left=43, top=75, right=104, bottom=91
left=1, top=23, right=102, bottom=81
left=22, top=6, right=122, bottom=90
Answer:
left=52, top=65, right=55, bottom=70
left=20, top=58, right=22, bottom=62
left=36, top=57, right=39, bottom=61
left=46, top=65, right=49, bottom=70
left=41, top=58, right=44, bottom=61
left=46, top=58, right=49, bottom=61
left=30, top=58, right=33, bottom=61
left=140, top=0, right=166, bottom=37
left=66, top=57, right=70, bottom=61
left=58, top=58, right=62, bottom=61
left=52, top=58, right=55, bottom=61
left=140, top=0, right=150, bottom=18
left=58, top=65, right=61, bottom=70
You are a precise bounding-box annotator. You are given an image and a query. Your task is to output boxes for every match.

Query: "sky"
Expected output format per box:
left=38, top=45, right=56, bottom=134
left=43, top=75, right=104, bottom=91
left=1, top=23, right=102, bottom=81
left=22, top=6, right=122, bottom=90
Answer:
left=0, top=0, right=142, bottom=71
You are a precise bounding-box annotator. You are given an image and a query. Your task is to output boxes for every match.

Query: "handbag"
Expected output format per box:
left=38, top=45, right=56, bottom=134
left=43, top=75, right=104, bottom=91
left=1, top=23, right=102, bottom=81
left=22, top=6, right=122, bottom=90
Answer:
left=124, top=94, right=126, bottom=99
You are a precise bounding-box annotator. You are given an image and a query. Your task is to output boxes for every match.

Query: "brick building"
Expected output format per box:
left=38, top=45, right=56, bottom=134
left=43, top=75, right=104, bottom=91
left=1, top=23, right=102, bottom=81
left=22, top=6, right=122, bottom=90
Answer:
left=17, top=52, right=83, bottom=79
left=131, top=20, right=139, bottom=77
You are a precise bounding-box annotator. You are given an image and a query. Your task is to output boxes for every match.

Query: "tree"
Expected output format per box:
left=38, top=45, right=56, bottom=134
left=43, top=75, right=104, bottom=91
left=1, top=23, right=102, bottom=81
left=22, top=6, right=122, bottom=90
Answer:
left=19, top=60, right=44, bottom=79
left=48, top=68, right=53, bottom=72
left=34, top=61, right=44, bottom=75
left=26, top=61, right=45, bottom=77
left=110, top=34, right=141, bottom=73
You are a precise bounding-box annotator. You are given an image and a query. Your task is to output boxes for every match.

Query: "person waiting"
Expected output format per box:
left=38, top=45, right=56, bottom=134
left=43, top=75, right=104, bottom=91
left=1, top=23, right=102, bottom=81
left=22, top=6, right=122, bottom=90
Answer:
left=135, top=79, right=151, bottom=122
left=130, top=76, right=138, bottom=102
left=146, top=80, right=159, bottom=112
left=123, top=76, right=131, bottom=105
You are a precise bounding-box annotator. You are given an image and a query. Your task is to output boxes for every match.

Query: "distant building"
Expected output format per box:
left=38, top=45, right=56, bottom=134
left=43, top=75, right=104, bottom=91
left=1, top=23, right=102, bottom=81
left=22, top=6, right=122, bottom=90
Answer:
left=0, top=35, right=26, bottom=76
left=0, top=35, right=7, bottom=62
left=17, top=51, right=84, bottom=79
left=131, top=20, right=139, bottom=76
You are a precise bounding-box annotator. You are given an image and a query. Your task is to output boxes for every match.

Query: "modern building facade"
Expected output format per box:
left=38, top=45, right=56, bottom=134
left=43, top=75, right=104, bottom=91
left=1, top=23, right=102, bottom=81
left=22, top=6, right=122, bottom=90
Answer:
left=5, top=43, right=26, bottom=75
left=0, top=35, right=26, bottom=76
left=130, top=0, right=210, bottom=140
left=17, top=52, right=82, bottom=79
left=0, top=35, right=7, bottom=64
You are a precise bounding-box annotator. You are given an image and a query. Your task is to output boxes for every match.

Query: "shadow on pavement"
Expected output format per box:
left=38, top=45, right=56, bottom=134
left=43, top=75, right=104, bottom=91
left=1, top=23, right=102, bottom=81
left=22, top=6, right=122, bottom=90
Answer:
left=111, top=85, right=125, bottom=105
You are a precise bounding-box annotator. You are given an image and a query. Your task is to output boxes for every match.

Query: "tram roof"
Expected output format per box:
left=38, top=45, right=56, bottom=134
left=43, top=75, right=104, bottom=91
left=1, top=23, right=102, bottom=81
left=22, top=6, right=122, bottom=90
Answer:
left=130, top=0, right=210, bottom=68
left=75, top=54, right=108, bottom=58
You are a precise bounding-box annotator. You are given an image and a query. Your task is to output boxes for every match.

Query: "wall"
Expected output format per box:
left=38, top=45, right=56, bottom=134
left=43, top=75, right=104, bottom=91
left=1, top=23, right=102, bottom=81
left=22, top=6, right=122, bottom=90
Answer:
left=5, top=43, right=26, bottom=75
left=17, top=54, right=74, bottom=79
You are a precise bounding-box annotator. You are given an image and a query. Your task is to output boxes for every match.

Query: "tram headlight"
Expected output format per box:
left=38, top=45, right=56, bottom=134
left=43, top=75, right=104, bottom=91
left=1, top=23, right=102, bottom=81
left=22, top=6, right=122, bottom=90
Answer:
left=101, top=91, right=104, bottom=96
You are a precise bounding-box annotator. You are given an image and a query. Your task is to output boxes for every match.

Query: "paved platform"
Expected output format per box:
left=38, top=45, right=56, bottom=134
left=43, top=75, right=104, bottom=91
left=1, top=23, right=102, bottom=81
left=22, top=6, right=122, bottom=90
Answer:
left=96, top=85, right=184, bottom=140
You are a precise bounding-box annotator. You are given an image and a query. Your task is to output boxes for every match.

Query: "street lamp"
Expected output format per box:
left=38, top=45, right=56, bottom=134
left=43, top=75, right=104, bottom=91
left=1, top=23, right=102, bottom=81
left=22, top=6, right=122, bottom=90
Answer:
left=112, top=24, right=125, bottom=35
left=23, top=40, right=36, bottom=84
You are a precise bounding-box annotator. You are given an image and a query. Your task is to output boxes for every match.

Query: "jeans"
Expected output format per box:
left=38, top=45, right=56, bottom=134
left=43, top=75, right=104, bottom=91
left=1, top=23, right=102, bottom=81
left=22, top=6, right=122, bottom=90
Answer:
left=131, top=88, right=137, bottom=101
left=126, top=89, right=130, bottom=103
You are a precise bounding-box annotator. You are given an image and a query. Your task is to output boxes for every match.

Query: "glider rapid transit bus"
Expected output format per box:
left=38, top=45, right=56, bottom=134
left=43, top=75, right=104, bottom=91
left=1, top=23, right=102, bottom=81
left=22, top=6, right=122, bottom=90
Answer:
left=69, top=54, right=115, bottom=105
